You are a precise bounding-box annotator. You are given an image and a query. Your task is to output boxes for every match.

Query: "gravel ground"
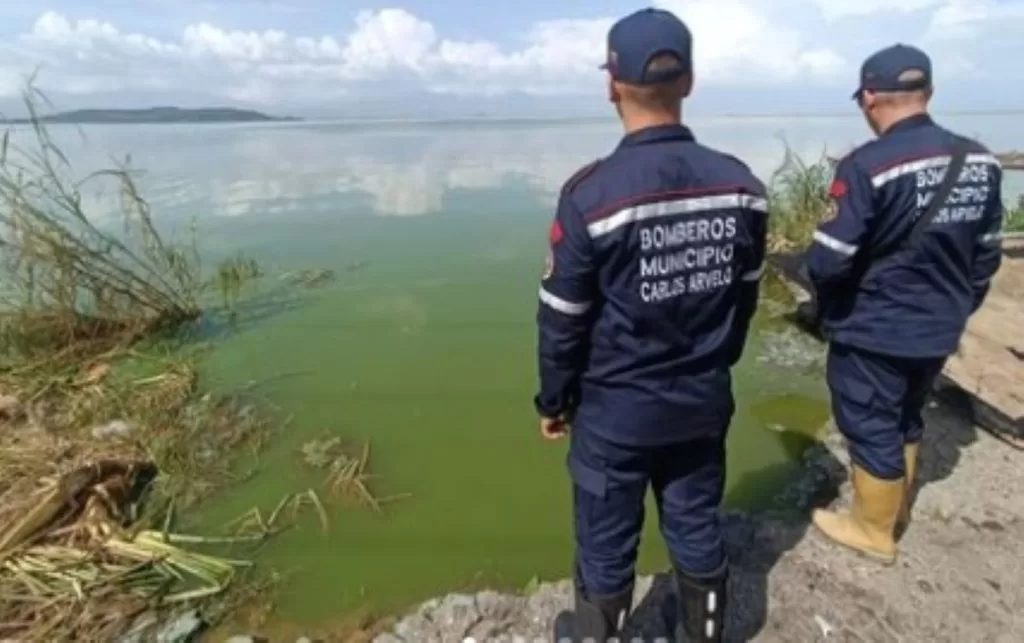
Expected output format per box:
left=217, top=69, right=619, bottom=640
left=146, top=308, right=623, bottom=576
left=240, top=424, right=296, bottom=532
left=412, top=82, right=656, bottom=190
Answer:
left=371, top=390, right=1023, bottom=642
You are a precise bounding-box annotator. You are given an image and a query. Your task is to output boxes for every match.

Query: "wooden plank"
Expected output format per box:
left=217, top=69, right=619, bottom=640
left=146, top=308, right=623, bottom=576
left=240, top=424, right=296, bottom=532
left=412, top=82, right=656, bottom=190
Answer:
left=766, top=240, right=1024, bottom=439
left=942, top=241, right=1024, bottom=437
left=944, top=332, right=1023, bottom=424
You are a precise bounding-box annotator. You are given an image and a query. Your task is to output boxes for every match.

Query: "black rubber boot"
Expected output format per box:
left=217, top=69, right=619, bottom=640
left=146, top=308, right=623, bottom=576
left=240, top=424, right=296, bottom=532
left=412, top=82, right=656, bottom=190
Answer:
left=552, top=583, right=633, bottom=642
left=670, top=561, right=728, bottom=642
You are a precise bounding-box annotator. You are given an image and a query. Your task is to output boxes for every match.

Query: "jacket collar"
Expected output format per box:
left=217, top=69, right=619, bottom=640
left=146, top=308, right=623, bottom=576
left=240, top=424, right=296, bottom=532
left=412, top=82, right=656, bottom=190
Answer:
left=619, top=123, right=695, bottom=148
left=882, top=113, right=934, bottom=137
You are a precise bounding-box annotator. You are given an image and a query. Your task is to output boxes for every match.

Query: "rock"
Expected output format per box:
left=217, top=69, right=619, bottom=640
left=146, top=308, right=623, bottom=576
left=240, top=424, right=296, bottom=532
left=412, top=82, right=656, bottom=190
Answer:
left=156, top=610, right=205, bottom=642
left=425, top=594, right=482, bottom=639
left=474, top=590, right=516, bottom=622
left=116, top=610, right=205, bottom=643
left=392, top=614, right=435, bottom=641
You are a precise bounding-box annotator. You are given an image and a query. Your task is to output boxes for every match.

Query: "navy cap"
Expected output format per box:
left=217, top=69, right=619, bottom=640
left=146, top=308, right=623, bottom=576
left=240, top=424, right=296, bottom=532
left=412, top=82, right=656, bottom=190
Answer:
left=853, top=44, right=932, bottom=100
left=601, top=8, right=692, bottom=86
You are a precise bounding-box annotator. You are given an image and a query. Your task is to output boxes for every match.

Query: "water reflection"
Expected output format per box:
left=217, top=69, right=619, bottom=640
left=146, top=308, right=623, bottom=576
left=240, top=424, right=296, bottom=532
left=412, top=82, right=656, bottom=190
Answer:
left=38, top=114, right=1024, bottom=223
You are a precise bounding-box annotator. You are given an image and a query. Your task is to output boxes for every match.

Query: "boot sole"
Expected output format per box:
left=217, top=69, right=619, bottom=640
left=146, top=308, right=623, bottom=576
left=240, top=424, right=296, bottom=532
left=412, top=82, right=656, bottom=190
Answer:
left=811, top=520, right=897, bottom=565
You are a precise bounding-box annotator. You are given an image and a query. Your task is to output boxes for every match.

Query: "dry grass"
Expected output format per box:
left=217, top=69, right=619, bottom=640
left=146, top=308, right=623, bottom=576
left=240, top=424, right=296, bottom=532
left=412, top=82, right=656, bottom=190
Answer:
left=0, top=348, right=284, bottom=640
left=0, top=79, right=282, bottom=640
left=0, top=78, right=398, bottom=640
left=0, top=79, right=259, bottom=368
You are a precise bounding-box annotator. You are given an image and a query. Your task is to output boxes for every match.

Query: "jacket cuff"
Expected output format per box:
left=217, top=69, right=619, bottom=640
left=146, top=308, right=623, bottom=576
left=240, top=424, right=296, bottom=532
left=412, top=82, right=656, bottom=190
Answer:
left=533, top=393, right=564, bottom=419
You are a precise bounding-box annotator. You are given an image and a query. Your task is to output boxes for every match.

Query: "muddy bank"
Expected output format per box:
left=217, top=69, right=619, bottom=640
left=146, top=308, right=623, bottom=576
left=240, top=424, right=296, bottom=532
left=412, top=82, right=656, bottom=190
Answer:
left=370, top=392, right=1023, bottom=642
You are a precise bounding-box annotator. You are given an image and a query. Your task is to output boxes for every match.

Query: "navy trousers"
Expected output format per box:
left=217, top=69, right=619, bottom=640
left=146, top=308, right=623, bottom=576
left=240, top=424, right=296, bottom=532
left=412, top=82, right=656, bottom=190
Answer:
left=567, top=424, right=727, bottom=596
left=826, top=342, right=946, bottom=480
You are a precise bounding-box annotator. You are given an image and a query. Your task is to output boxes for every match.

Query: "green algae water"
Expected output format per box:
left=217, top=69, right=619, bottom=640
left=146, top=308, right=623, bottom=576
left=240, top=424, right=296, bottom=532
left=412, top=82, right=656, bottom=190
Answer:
left=50, top=113, right=1021, bottom=630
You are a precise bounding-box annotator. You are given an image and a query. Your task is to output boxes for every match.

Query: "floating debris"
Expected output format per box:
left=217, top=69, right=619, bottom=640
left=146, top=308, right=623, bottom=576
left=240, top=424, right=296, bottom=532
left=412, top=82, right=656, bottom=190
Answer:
left=299, top=436, right=411, bottom=513
left=227, top=489, right=329, bottom=535
left=280, top=269, right=337, bottom=289
left=757, top=327, right=827, bottom=370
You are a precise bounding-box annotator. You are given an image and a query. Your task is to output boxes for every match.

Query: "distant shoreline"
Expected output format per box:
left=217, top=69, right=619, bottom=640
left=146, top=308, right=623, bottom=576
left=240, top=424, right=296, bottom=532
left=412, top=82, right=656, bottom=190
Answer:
left=3, top=108, right=1022, bottom=128
left=0, top=107, right=300, bottom=125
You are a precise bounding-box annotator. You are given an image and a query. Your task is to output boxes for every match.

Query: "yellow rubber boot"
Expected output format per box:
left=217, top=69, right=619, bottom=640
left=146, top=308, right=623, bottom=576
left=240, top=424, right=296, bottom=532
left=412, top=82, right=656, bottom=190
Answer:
left=896, top=443, right=920, bottom=535
left=812, top=465, right=904, bottom=564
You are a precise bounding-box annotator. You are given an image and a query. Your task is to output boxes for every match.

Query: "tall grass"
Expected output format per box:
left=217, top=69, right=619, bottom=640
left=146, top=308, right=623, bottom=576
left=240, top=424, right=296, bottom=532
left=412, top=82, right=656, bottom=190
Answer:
left=766, top=140, right=837, bottom=253
left=0, top=82, right=250, bottom=367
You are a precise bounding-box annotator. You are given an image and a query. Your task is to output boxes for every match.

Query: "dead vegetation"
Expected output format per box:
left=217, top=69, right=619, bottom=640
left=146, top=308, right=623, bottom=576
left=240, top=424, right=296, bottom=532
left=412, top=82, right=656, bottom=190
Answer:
left=0, top=80, right=283, bottom=640
left=299, top=437, right=411, bottom=513
left=0, top=77, right=408, bottom=640
left=0, top=351, right=282, bottom=640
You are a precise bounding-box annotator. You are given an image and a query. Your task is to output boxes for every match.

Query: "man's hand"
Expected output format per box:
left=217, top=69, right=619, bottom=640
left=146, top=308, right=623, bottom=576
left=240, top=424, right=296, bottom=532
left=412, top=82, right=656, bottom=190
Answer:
left=540, top=415, right=570, bottom=440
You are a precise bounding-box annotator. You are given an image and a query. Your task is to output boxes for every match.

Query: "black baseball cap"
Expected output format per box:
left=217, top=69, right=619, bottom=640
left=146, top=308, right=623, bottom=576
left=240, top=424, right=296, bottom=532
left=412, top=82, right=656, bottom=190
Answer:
left=853, top=44, right=932, bottom=100
left=600, top=8, right=693, bottom=85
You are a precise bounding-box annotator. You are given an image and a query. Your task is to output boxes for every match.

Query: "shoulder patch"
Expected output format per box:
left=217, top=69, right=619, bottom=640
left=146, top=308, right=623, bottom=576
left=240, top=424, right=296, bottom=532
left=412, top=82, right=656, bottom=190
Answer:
left=561, top=159, right=603, bottom=195
left=823, top=177, right=848, bottom=222
left=828, top=178, right=848, bottom=199
left=548, top=219, right=564, bottom=245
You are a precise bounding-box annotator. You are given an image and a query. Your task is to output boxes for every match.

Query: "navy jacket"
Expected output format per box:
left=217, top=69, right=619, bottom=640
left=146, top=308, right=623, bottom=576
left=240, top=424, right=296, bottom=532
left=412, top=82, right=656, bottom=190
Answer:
left=534, top=124, right=768, bottom=446
left=806, top=114, right=1004, bottom=359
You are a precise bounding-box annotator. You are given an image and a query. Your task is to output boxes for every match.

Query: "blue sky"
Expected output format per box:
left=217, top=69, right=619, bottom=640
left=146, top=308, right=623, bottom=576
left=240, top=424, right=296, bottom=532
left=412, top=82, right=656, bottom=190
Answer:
left=1, top=1, right=1022, bottom=117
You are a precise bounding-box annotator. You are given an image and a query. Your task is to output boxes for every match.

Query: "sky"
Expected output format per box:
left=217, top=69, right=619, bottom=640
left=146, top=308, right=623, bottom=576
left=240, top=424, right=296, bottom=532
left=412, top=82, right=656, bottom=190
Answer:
left=0, top=0, right=1022, bottom=118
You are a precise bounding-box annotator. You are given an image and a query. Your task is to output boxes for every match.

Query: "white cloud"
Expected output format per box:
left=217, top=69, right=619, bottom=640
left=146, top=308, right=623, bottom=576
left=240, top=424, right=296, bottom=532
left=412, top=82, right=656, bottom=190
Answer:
left=810, top=0, right=944, bottom=22
left=918, top=0, right=1024, bottom=82
left=925, top=0, right=1024, bottom=41
left=0, top=4, right=848, bottom=103
left=341, top=9, right=437, bottom=77
left=660, top=0, right=845, bottom=81
left=1, top=2, right=1023, bottom=106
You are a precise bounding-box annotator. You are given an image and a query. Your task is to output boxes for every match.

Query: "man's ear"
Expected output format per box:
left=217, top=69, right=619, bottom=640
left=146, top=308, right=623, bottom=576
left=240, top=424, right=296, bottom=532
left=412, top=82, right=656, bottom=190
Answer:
left=680, top=73, right=694, bottom=99
left=608, top=76, right=620, bottom=104
left=860, top=90, right=877, bottom=111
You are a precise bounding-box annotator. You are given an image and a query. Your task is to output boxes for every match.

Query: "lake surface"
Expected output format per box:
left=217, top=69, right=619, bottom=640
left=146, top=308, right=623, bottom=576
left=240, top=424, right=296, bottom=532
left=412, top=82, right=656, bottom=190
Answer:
left=37, top=113, right=1024, bottom=631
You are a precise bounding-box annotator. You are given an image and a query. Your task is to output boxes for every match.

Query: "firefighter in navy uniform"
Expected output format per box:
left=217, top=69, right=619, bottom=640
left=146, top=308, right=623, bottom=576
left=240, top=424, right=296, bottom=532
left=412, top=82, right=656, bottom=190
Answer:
left=533, top=9, right=768, bottom=643
left=805, top=44, right=1004, bottom=563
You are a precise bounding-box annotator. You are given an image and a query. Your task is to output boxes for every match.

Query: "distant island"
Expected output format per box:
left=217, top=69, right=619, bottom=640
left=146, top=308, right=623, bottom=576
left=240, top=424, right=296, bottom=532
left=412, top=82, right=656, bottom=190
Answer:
left=1, top=107, right=301, bottom=125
